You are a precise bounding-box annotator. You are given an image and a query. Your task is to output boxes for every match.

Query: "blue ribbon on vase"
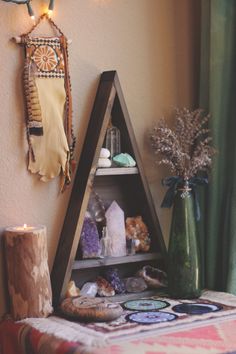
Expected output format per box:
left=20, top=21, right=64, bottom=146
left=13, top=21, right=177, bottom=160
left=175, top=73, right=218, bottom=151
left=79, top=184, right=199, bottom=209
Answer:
left=161, top=176, right=208, bottom=221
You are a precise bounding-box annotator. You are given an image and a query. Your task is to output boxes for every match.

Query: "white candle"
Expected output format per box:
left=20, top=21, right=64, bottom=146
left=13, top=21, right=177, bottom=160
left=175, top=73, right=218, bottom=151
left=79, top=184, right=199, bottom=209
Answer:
left=6, top=224, right=45, bottom=233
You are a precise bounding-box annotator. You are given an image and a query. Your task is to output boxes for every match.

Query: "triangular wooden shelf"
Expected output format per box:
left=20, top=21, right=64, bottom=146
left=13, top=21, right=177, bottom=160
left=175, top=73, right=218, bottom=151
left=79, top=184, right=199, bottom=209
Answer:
left=51, top=71, right=167, bottom=307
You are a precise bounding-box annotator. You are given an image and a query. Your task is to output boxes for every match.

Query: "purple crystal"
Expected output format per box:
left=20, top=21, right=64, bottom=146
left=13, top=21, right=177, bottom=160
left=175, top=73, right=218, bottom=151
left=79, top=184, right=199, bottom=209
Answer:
left=104, top=268, right=126, bottom=294
left=80, top=212, right=101, bottom=258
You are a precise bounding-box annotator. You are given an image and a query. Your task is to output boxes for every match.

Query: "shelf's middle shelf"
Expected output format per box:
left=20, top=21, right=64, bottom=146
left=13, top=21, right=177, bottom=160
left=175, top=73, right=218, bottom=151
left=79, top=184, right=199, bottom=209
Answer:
left=72, top=252, right=162, bottom=270
left=95, top=167, right=139, bottom=176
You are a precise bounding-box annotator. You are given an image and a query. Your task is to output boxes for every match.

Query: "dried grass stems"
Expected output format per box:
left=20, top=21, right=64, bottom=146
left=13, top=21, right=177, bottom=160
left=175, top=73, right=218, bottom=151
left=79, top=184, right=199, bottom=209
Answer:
left=150, top=108, right=216, bottom=180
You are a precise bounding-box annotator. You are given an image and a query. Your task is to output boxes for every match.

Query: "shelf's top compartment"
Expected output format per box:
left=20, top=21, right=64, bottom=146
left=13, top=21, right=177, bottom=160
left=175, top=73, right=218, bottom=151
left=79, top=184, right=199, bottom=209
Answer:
left=96, top=167, right=139, bottom=176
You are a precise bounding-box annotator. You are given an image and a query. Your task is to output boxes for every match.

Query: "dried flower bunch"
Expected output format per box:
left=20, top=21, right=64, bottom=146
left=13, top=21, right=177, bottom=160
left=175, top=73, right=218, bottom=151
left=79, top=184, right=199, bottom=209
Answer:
left=150, top=108, right=215, bottom=180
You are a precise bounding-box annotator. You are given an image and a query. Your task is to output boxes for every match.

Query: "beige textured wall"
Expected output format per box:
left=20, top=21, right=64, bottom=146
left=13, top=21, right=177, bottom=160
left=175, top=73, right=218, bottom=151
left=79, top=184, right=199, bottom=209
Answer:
left=0, top=0, right=199, bottom=316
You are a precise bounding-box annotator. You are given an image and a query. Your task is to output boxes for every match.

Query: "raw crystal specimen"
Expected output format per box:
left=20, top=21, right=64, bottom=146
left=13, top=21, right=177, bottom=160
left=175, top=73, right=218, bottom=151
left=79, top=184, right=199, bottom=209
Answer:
left=113, top=153, right=136, bottom=167
left=124, top=277, right=147, bottom=293
left=137, top=265, right=167, bottom=288
left=88, top=190, right=106, bottom=224
left=96, top=276, right=115, bottom=297
left=79, top=212, right=101, bottom=259
left=80, top=282, right=98, bottom=297
left=105, top=201, right=126, bottom=257
left=65, top=281, right=80, bottom=298
left=125, top=216, right=151, bottom=252
left=104, top=268, right=126, bottom=294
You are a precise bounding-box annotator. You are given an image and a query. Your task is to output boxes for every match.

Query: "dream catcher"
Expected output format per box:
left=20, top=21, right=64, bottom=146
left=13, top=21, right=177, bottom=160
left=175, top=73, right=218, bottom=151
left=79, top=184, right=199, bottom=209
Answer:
left=17, top=13, right=76, bottom=191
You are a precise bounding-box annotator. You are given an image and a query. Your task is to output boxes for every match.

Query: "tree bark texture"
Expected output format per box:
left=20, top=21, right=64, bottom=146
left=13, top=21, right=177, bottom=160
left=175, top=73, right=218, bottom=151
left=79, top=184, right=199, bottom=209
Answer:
left=4, top=226, right=53, bottom=320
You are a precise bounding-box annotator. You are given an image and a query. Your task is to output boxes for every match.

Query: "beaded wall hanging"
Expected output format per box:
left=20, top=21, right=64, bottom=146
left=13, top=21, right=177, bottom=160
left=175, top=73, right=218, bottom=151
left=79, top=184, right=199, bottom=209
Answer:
left=19, top=14, right=75, bottom=191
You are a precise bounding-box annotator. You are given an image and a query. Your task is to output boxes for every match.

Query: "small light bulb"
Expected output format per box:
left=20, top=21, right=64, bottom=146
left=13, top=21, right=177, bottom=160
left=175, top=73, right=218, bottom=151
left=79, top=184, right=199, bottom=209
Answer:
left=48, top=0, right=55, bottom=13
left=47, top=9, right=53, bottom=17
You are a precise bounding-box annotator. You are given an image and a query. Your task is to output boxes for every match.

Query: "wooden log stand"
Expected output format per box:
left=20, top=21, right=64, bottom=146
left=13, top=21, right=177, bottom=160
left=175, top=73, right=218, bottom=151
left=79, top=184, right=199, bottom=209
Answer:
left=4, top=225, right=53, bottom=320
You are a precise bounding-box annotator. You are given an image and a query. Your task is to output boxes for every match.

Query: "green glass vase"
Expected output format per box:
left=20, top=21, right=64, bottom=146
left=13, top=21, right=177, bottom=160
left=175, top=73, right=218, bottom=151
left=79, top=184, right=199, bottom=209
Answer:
left=167, top=185, right=201, bottom=299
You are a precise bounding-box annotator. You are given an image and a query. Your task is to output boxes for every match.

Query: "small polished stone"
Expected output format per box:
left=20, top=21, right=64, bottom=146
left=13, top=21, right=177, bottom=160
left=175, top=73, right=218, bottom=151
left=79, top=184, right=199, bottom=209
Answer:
left=100, top=148, right=111, bottom=158
left=98, top=158, right=112, bottom=168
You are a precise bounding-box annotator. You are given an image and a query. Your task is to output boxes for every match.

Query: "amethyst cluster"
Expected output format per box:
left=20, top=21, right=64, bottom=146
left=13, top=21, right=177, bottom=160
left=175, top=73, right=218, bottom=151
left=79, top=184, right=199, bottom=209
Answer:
left=80, top=212, right=101, bottom=258
left=104, top=268, right=126, bottom=294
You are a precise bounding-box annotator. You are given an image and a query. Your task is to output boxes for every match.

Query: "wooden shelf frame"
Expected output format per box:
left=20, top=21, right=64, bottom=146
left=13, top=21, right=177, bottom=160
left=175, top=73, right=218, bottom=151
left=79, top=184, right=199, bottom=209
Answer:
left=51, top=71, right=167, bottom=307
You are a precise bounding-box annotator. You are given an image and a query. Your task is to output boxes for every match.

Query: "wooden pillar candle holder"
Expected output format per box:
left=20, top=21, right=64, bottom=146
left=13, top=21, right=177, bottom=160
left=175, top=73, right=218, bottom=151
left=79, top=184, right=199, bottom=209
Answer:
left=4, top=225, right=53, bottom=320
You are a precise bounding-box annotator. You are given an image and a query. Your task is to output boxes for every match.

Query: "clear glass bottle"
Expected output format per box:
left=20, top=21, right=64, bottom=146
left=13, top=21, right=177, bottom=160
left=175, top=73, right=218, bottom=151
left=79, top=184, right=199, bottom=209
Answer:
left=105, top=118, right=121, bottom=164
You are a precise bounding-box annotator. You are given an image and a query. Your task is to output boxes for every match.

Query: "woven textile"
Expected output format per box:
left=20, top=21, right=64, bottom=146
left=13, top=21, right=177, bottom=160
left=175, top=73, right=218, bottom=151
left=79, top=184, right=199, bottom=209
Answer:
left=1, top=291, right=236, bottom=354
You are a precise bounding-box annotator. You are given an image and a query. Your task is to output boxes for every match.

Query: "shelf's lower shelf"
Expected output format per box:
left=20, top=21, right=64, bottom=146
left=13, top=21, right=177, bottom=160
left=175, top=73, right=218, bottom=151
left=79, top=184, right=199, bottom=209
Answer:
left=72, top=252, right=162, bottom=270
left=104, top=288, right=168, bottom=302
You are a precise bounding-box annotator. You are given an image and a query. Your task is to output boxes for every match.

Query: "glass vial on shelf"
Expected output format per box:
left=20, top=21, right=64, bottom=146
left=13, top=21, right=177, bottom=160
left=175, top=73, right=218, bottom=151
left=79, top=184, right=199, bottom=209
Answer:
left=105, top=118, right=121, bottom=164
left=100, top=226, right=111, bottom=257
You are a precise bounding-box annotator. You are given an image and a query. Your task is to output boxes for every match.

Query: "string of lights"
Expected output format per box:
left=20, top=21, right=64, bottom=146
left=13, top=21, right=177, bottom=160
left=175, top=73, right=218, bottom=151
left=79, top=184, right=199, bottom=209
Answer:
left=1, top=0, right=55, bottom=19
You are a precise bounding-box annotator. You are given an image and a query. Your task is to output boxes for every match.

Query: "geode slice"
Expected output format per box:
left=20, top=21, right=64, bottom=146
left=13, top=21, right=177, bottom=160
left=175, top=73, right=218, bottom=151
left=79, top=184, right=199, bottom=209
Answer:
left=96, top=276, right=115, bottom=297
left=124, top=277, right=147, bottom=293
left=104, top=268, right=126, bottom=294
left=137, top=265, right=167, bottom=288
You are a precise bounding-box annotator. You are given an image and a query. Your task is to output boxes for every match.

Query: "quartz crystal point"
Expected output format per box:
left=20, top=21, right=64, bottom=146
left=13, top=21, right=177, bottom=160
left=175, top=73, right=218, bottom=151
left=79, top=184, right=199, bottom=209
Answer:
left=105, top=201, right=127, bottom=257
left=105, top=122, right=121, bottom=163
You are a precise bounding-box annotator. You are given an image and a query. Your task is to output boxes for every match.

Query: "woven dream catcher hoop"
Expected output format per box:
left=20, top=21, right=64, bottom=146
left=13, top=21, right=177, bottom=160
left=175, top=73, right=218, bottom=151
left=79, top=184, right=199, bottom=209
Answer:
left=19, top=14, right=76, bottom=191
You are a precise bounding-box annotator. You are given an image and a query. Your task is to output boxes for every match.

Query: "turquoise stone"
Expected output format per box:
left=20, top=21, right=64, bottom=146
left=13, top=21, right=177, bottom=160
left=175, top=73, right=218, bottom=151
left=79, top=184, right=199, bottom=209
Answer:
left=167, top=187, right=201, bottom=299
left=113, top=153, right=136, bottom=167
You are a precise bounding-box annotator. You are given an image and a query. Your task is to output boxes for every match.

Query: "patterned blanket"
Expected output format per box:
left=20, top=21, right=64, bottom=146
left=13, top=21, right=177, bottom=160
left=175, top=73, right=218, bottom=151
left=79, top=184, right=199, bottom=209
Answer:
left=1, top=291, right=236, bottom=354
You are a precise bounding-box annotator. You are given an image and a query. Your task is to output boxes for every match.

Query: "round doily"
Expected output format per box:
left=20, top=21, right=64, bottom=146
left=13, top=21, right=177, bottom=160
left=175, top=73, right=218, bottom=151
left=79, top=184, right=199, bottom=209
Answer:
left=123, top=299, right=170, bottom=311
left=126, top=311, right=177, bottom=324
left=172, top=302, right=222, bottom=315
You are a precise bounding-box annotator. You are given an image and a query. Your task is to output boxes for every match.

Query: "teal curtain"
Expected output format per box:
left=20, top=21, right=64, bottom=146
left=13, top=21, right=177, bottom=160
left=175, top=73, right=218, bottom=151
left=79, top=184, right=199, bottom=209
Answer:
left=200, top=0, right=236, bottom=294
